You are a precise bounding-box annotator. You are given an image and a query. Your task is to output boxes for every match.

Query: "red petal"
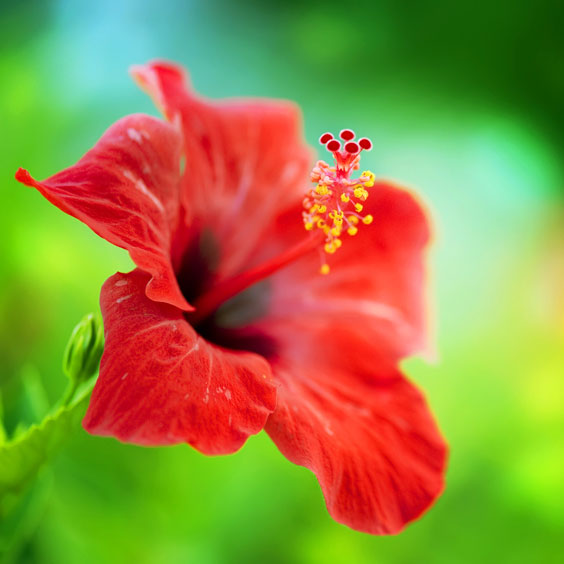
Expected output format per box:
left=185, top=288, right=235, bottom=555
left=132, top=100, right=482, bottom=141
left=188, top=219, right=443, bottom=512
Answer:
left=83, top=269, right=277, bottom=454
left=247, top=181, right=446, bottom=533
left=266, top=365, right=447, bottom=534
left=131, top=60, right=313, bottom=276
left=16, top=114, right=190, bottom=311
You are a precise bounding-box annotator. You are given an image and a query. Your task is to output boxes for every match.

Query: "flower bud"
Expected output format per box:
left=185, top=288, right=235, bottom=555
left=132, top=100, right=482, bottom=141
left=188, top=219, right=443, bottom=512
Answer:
left=63, top=313, right=104, bottom=384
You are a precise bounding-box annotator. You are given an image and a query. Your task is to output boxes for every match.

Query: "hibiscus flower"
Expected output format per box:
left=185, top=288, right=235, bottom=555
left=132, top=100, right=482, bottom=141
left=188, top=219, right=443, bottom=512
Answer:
left=15, top=61, right=447, bottom=534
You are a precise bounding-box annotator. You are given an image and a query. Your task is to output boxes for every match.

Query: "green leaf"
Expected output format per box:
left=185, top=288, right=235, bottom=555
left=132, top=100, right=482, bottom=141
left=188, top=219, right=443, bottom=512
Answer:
left=0, top=473, right=52, bottom=563
left=0, top=394, right=7, bottom=446
left=0, top=377, right=95, bottom=517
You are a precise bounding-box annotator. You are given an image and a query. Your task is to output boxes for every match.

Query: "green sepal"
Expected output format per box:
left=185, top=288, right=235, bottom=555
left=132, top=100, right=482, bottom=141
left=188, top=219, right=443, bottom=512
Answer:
left=62, top=312, right=104, bottom=391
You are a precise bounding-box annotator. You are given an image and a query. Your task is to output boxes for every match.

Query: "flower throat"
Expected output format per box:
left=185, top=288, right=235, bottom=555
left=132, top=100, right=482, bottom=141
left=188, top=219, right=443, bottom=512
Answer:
left=187, top=129, right=375, bottom=325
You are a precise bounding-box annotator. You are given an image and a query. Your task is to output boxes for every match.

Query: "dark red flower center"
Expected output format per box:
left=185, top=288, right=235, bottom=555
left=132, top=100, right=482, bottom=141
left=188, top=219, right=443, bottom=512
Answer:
left=175, top=229, right=278, bottom=357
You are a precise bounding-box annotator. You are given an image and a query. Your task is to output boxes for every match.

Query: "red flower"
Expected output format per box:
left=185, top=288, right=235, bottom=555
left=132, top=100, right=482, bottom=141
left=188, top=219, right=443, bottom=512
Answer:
left=16, top=61, right=447, bottom=534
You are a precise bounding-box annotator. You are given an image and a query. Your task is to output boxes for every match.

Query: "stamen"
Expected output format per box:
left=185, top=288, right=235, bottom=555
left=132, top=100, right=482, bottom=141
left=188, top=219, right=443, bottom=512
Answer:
left=303, top=129, right=376, bottom=274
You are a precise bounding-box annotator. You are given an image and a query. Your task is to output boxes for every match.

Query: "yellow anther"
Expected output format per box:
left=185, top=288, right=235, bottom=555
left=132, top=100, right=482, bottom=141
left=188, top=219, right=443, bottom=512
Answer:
left=316, top=185, right=329, bottom=195
left=333, top=218, right=343, bottom=227
left=347, top=226, right=358, bottom=236
left=362, top=171, right=375, bottom=187
left=320, top=264, right=330, bottom=275
left=331, top=227, right=341, bottom=236
left=317, top=219, right=326, bottom=228
left=324, top=243, right=336, bottom=254
left=354, top=203, right=363, bottom=213
left=340, top=193, right=350, bottom=203
left=353, top=186, right=364, bottom=198
left=323, top=225, right=330, bottom=235
left=304, top=222, right=314, bottom=231
left=349, top=216, right=359, bottom=225
left=362, top=214, right=373, bottom=225
left=334, top=238, right=343, bottom=248
left=318, top=204, right=327, bottom=213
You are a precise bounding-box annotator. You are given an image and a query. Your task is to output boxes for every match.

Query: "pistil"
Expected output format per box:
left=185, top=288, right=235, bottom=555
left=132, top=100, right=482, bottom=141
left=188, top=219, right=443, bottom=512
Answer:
left=187, top=128, right=376, bottom=325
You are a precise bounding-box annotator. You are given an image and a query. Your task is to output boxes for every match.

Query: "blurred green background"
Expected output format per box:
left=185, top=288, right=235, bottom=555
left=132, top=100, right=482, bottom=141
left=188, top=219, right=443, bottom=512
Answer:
left=1, top=0, right=563, bottom=562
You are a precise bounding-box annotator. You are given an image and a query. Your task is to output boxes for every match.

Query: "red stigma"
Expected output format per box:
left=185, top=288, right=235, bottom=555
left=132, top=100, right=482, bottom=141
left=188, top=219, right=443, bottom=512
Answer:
left=326, top=139, right=341, bottom=152
left=339, top=129, right=355, bottom=141
left=344, top=141, right=360, bottom=154
left=318, top=129, right=373, bottom=173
